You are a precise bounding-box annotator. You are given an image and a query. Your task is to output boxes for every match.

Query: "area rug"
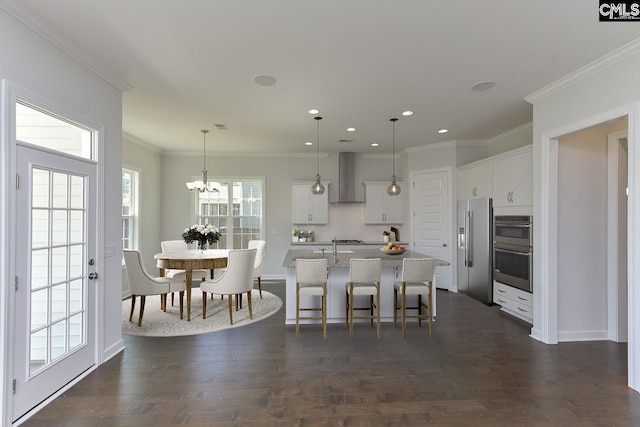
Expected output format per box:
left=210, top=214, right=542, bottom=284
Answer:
left=122, top=289, right=282, bottom=337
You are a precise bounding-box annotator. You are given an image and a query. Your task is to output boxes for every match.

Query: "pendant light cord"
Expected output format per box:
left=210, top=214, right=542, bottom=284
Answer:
left=391, top=118, right=398, bottom=178
left=201, top=129, right=209, bottom=172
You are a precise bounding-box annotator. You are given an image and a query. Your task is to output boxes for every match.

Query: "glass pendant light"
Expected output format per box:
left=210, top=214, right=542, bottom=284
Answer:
left=387, top=118, right=401, bottom=196
left=186, top=129, right=218, bottom=193
left=311, top=116, right=325, bottom=195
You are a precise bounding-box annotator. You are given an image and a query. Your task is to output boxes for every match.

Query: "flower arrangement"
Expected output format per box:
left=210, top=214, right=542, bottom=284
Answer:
left=182, top=224, right=220, bottom=250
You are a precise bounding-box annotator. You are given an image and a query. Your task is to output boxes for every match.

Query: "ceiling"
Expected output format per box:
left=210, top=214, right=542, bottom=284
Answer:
left=11, top=1, right=640, bottom=155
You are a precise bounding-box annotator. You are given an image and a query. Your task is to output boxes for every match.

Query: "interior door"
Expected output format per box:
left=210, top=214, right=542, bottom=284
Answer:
left=412, top=169, right=452, bottom=290
left=13, top=144, right=97, bottom=422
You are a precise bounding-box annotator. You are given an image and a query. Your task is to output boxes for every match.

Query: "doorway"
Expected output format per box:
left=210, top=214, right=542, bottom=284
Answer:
left=555, top=119, right=628, bottom=342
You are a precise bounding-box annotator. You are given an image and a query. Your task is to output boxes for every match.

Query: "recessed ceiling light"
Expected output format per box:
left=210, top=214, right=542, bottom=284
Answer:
left=402, top=111, right=414, bottom=116
left=308, top=109, right=319, bottom=114
left=305, top=142, right=313, bottom=146
left=371, top=143, right=379, bottom=147
left=347, top=127, right=356, bottom=132
left=438, top=129, right=448, bottom=134
left=254, top=74, right=277, bottom=86
left=471, top=81, right=495, bottom=92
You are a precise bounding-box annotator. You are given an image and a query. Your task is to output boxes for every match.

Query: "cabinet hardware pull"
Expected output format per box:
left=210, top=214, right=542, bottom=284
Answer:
left=497, top=298, right=507, bottom=304
left=517, top=296, right=527, bottom=301
left=498, top=288, right=506, bottom=293
left=517, top=307, right=527, bottom=312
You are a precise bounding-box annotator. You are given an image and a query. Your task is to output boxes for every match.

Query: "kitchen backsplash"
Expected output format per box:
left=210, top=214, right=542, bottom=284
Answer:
left=296, top=204, right=405, bottom=242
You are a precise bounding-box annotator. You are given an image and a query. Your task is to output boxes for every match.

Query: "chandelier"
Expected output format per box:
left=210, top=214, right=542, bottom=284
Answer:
left=186, top=129, right=218, bottom=193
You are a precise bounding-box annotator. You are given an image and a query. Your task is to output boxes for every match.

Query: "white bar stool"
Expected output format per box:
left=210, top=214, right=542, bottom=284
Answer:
left=345, top=258, right=381, bottom=338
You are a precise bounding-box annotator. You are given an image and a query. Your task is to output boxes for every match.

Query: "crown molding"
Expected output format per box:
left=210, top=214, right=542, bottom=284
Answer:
left=525, top=38, right=640, bottom=104
left=487, top=122, right=532, bottom=147
left=406, top=139, right=485, bottom=153
left=0, top=0, right=131, bottom=92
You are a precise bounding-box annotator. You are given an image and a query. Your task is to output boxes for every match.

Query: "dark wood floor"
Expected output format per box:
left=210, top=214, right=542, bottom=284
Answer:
left=21, top=281, right=640, bottom=426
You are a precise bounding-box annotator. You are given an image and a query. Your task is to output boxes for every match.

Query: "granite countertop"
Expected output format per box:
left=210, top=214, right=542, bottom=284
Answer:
left=282, top=248, right=449, bottom=268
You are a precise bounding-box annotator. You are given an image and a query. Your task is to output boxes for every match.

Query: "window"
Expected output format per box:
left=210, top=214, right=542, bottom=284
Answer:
left=16, top=101, right=93, bottom=159
left=195, top=179, right=263, bottom=249
left=122, top=169, right=139, bottom=250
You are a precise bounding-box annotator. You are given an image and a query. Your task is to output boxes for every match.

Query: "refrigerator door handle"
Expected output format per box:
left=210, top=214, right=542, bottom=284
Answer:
left=467, top=210, right=473, bottom=267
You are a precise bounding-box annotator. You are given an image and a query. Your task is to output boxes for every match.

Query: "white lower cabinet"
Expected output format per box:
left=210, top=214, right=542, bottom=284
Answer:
left=493, top=281, right=533, bottom=324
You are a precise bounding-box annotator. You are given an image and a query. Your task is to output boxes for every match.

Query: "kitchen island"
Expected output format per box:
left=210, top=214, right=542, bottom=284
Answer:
left=282, top=248, right=449, bottom=326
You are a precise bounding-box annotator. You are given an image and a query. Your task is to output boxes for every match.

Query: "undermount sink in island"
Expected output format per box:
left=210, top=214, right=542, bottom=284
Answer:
left=282, top=248, right=449, bottom=326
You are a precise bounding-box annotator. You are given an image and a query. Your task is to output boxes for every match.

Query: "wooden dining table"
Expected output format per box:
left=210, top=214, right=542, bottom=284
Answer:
left=154, top=249, right=229, bottom=320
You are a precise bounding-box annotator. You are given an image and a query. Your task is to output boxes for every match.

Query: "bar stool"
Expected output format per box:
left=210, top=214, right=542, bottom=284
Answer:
left=295, top=258, right=328, bottom=339
left=393, top=258, right=434, bottom=338
left=345, top=258, right=381, bottom=338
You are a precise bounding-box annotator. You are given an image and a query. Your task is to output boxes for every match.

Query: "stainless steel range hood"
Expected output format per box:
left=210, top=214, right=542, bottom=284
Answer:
left=333, top=152, right=364, bottom=203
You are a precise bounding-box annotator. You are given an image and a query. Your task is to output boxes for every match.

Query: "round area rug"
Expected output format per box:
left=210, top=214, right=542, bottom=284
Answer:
left=122, top=289, right=282, bottom=337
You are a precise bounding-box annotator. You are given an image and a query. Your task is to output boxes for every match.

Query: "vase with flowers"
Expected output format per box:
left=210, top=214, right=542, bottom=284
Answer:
left=182, top=224, right=220, bottom=252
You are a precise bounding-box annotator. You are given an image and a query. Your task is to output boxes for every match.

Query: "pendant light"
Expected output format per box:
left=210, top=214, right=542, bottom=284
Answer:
left=387, top=118, right=401, bottom=196
left=311, top=116, right=325, bottom=195
left=186, top=129, right=218, bottom=193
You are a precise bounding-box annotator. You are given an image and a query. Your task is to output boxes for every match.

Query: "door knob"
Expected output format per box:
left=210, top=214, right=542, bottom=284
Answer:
left=442, top=243, right=447, bottom=247
left=88, top=272, right=99, bottom=280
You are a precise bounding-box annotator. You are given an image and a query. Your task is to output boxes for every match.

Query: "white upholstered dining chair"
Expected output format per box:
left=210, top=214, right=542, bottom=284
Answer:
left=124, top=250, right=186, bottom=326
left=393, top=258, right=434, bottom=338
left=248, top=240, right=267, bottom=298
left=200, top=249, right=257, bottom=324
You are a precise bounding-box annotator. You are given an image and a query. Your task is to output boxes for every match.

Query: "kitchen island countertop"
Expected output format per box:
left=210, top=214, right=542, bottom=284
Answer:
left=282, top=248, right=449, bottom=268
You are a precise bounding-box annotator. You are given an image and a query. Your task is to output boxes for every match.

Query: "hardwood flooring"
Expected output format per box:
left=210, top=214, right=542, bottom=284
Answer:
left=21, top=281, right=640, bottom=426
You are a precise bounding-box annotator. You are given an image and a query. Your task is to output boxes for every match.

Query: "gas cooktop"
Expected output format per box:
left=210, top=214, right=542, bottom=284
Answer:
left=333, top=239, right=364, bottom=244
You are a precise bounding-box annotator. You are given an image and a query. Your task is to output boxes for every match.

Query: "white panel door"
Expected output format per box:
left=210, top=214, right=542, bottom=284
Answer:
left=412, top=169, right=452, bottom=290
left=13, top=144, right=97, bottom=422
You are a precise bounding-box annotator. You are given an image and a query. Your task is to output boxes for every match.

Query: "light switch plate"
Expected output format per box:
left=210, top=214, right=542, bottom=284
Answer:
left=104, top=245, right=116, bottom=257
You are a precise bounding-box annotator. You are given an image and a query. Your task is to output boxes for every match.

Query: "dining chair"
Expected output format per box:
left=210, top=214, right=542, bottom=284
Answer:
left=200, top=249, right=257, bottom=324
left=393, top=258, right=434, bottom=338
left=295, top=258, right=328, bottom=339
left=248, top=240, right=267, bottom=298
left=225, top=239, right=266, bottom=310
left=159, top=240, right=208, bottom=306
left=345, top=258, right=381, bottom=338
left=124, top=250, right=186, bottom=326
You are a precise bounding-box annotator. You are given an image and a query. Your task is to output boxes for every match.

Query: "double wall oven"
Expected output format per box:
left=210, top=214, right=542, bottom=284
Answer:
left=493, top=216, right=532, bottom=293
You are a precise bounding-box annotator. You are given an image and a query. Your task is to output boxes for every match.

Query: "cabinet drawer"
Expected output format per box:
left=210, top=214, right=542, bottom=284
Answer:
left=494, top=294, right=533, bottom=319
left=494, top=281, right=532, bottom=307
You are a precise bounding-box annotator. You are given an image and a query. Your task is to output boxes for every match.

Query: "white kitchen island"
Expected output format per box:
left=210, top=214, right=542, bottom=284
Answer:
left=282, top=248, right=449, bottom=325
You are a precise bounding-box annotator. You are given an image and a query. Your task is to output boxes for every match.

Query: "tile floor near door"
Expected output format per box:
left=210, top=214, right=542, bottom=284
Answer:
left=21, top=281, right=640, bottom=426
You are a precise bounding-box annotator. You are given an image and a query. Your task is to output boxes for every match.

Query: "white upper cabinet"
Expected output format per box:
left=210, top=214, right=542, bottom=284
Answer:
left=364, top=181, right=403, bottom=224
left=458, top=162, right=493, bottom=199
left=292, top=182, right=329, bottom=224
left=492, top=147, right=533, bottom=207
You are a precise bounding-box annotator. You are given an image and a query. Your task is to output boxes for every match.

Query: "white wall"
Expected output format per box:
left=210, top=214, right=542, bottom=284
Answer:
left=0, top=7, right=124, bottom=425
left=557, top=123, right=624, bottom=339
left=528, top=41, right=640, bottom=391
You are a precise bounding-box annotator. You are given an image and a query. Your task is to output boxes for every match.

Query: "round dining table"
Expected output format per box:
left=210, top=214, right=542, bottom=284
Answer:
left=154, top=249, right=230, bottom=320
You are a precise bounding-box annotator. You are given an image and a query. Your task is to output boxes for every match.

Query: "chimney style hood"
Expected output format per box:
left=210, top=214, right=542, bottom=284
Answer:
left=333, top=152, right=364, bottom=203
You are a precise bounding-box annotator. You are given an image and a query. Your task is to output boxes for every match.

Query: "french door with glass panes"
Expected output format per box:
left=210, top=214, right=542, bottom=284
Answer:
left=13, top=144, right=97, bottom=422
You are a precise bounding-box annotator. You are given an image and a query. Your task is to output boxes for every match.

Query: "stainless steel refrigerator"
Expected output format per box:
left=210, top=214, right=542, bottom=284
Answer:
left=457, top=198, right=493, bottom=304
